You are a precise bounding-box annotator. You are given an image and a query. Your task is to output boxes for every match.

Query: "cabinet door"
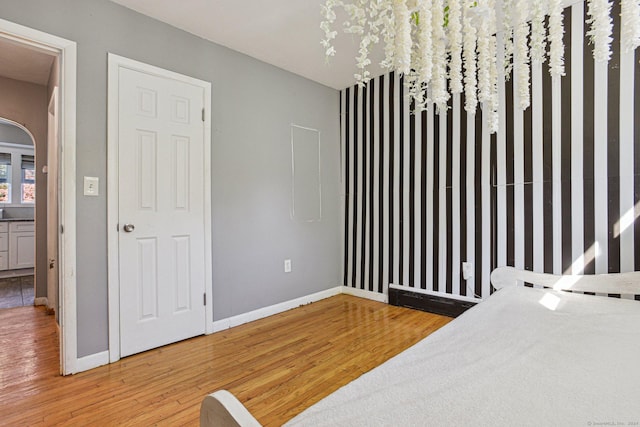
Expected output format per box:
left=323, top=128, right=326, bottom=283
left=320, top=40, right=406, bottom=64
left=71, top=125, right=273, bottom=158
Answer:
left=9, top=231, right=35, bottom=269
left=0, top=233, right=8, bottom=252
left=0, top=252, right=7, bottom=270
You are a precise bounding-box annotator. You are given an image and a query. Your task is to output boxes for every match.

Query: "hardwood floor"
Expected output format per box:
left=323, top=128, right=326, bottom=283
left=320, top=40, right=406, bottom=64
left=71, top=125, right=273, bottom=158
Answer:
left=0, top=295, right=451, bottom=426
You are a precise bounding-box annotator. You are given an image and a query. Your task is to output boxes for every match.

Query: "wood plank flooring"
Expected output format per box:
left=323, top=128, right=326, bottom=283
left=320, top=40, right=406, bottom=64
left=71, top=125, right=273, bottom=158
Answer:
left=0, top=295, right=451, bottom=426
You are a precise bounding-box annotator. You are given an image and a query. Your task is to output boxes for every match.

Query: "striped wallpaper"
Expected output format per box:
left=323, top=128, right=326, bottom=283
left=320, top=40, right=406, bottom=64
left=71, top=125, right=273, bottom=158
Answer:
left=340, top=0, right=640, bottom=301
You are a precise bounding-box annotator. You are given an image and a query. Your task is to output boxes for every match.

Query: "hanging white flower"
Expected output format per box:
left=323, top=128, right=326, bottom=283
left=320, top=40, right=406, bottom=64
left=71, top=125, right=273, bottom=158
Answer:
left=486, top=0, right=500, bottom=132
left=393, top=0, right=412, bottom=75
left=513, top=0, right=530, bottom=110
left=417, top=0, right=433, bottom=85
left=488, top=33, right=500, bottom=133
left=449, top=0, right=464, bottom=94
left=502, top=0, right=515, bottom=78
left=463, top=7, right=478, bottom=113
left=407, top=10, right=427, bottom=109
left=621, top=0, right=640, bottom=53
left=548, top=0, right=565, bottom=76
left=379, top=1, right=397, bottom=69
left=432, top=0, right=449, bottom=111
left=530, top=0, right=548, bottom=63
left=320, top=0, right=342, bottom=57
left=586, top=0, right=613, bottom=62
left=477, top=12, right=490, bottom=103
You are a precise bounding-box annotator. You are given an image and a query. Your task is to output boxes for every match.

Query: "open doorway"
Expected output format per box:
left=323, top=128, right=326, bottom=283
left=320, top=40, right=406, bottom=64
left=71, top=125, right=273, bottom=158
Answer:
left=0, top=118, right=37, bottom=309
left=0, top=18, right=76, bottom=374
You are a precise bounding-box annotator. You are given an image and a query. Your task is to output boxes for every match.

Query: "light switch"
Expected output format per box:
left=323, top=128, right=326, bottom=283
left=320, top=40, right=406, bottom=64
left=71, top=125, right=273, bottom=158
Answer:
left=84, top=176, right=99, bottom=196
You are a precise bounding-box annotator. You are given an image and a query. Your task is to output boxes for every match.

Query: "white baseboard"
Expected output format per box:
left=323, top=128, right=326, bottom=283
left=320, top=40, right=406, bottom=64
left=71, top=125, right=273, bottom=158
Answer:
left=34, top=297, right=48, bottom=306
left=75, top=350, right=109, bottom=373
left=211, top=286, right=343, bottom=332
left=342, top=286, right=389, bottom=303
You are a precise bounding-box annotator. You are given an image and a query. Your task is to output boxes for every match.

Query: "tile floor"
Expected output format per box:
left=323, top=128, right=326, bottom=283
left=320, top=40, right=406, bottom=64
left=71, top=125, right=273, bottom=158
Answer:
left=0, top=275, right=35, bottom=309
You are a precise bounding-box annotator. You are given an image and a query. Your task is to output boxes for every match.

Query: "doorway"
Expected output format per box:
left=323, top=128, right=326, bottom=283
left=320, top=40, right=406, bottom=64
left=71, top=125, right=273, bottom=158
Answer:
left=0, top=119, right=36, bottom=310
left=0, top=17, right=77, bottom=374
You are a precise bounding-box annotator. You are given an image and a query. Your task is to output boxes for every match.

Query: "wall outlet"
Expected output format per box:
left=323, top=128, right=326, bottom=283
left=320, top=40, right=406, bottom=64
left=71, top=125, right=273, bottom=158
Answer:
left=462, top=262, right=473, bottom=280
left=284, top=259, right=292, bottom=273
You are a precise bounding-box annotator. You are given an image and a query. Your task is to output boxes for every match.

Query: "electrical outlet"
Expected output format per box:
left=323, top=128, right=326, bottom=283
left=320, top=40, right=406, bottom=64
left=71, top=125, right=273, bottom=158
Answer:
left=462, top=262, right=473, bottom=280
left=284, top=259, right=292, bottom=273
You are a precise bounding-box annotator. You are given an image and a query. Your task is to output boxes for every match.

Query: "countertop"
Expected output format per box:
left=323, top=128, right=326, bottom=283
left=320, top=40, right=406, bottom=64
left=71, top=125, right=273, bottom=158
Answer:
left=0, top=218, right=34, bottom=222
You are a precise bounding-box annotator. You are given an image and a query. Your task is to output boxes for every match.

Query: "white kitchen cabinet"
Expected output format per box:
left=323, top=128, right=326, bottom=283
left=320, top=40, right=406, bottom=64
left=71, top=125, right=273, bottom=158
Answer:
left=0, top=222, right=8, bottom=270
left=9, top=221, right=34, bottom=269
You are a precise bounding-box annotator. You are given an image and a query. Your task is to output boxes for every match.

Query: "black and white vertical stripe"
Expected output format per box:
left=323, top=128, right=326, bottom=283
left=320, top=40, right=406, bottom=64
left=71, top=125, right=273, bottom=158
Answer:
left=342, top=1, right=639, bottom=300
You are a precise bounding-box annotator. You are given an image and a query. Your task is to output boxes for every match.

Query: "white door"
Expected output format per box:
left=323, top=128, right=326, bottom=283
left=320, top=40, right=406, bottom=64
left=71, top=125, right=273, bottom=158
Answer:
left=118, top=66, right=206, bottom=357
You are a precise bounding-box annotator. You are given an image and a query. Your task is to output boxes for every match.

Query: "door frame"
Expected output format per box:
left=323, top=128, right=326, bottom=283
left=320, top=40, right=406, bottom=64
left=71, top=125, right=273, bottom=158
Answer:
left=0, top=18, right=77, bottom=374
left=47, top=86, right=59, bottom=320
left=107, top=53, right=213, bottom=363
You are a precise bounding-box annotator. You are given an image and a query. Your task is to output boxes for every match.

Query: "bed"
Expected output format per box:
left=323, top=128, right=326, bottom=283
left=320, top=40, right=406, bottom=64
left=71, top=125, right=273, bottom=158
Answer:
left=201, top=267, right=640, bottom=426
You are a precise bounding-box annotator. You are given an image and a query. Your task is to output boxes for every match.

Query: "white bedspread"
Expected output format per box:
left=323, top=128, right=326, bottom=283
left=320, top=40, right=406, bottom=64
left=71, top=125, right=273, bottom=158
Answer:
left=284, top=286, right=640, bottom=426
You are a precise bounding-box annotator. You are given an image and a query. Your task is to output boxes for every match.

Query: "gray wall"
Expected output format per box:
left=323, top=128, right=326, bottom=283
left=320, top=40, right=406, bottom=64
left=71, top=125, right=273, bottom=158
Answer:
left=0, top=0, right=341, bottom=357
left=0, top=122, right=34, bottom=145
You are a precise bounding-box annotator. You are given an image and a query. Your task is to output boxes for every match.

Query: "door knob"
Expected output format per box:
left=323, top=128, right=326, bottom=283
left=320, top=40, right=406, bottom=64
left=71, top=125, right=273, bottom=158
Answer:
left=123, top=223, right=135, bottom=232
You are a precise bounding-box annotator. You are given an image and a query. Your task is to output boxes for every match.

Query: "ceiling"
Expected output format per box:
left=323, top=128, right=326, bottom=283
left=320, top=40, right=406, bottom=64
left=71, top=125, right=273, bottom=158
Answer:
left=109, top=0, right=386, bottom=90
left=0, top=37, right=55, bottom=86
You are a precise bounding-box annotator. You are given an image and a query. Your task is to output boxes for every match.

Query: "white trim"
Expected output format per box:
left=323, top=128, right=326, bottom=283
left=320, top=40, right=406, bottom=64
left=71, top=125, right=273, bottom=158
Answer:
left=0, top=18, right=77, bottom=376
left=389, top=283, right=481, bottom=304
left=342, top=285, right=389, bottom=303
left=34, top=297, right=48, bottom=306
left=211, top=287, right=343, bottom=332
left=75, top=350, right=109, bottom=372
left=106, top=53, right=213, bottom=364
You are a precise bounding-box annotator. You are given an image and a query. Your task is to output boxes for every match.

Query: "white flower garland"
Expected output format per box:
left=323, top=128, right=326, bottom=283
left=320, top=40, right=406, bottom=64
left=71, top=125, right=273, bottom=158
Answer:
left=488, top=34, right=500, bottom=132
left=407, top=11, right=426, bottom=108
left=502, top=0, right=514, bottom=79
left=530, top=0, right=547, bottom=63
left=393, top=0, right=412, bottom=75
left=513, top=0, right=530, bottom=110
left=320, top=0, right=621, bottom=132
left=463, top=7, right=478, bottom=113
left=586, top=0, right=613, bottom=62
left=477, top=11, right=490, bottom=103
left=486, top=0, right=500, bottom=131
left=621, top=0, right=640, bottom=53
left=380, top=1, right=397, bottom=69
left=432, top=0, right=449, bottom=111
left=548, top=0, right=565, bottom=77
left=449, top=0, right=464, bottom=94
left=320, top=0, right=341, bottom=57
left=417, top=0, right=433, bottom=84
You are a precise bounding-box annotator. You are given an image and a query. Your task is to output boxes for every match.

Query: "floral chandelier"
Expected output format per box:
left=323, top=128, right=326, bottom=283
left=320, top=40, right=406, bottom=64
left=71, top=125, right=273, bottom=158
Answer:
left=321, top=0, right=640, bottom=133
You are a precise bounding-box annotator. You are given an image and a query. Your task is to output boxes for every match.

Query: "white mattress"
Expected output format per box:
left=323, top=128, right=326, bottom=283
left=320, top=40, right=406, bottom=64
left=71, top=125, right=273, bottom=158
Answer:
left=284, top=286, right=640, bottom=426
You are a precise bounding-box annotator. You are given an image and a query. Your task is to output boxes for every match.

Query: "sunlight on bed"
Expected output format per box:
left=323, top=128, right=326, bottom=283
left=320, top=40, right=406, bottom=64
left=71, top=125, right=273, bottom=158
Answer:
left=538, top=293, right=561, bottom=311
left=551, top=275, right=580, bottom=291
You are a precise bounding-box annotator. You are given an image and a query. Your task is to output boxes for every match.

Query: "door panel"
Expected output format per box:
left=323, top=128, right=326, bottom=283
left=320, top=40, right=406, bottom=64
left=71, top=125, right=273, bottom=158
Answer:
left=118, top=67, right=206, bottom=357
